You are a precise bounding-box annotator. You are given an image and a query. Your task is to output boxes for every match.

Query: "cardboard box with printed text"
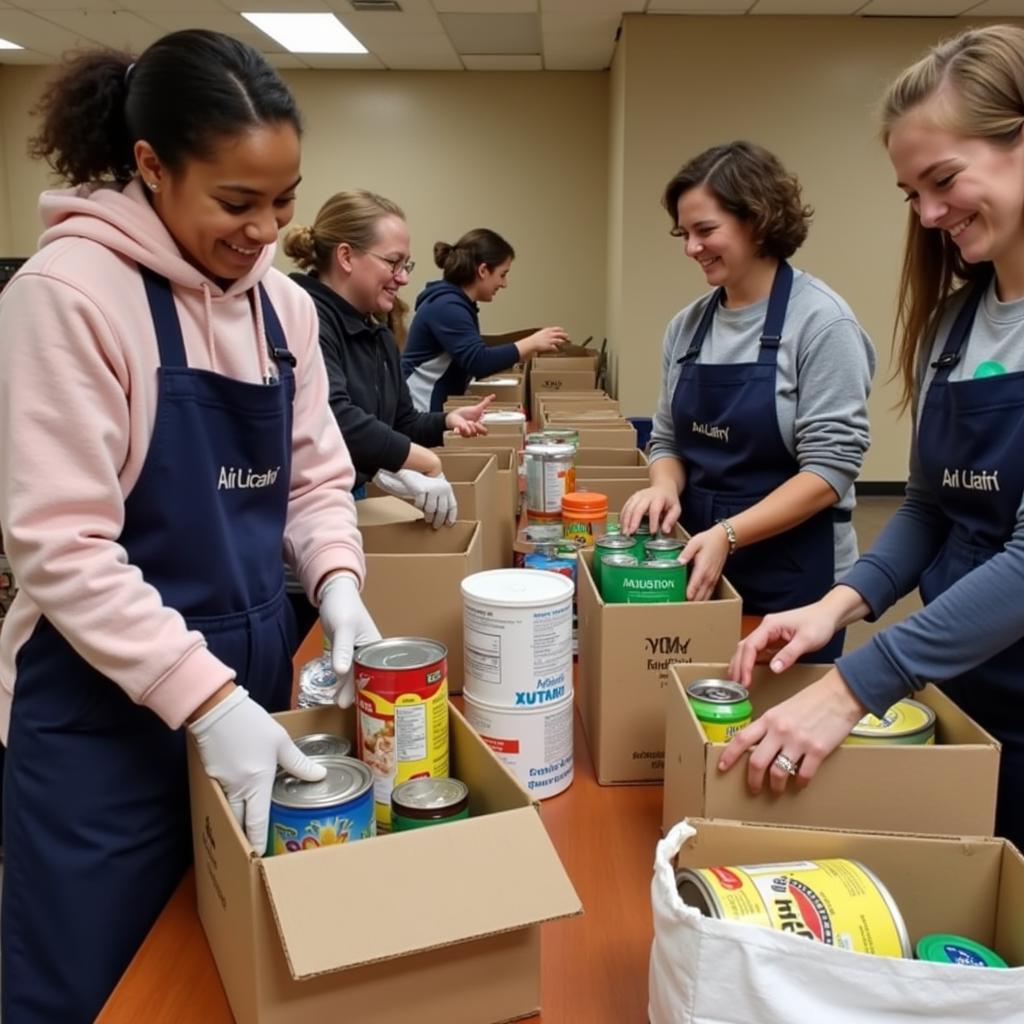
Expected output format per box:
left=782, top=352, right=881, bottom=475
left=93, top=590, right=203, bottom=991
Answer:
left=576, top=549, right=742, bottom=784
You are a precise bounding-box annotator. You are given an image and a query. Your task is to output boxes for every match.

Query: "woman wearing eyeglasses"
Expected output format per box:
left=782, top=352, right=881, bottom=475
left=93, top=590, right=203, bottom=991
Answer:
left=620, top=142, right=875, bottom=660
left=402, top=228, right=569, bottom=412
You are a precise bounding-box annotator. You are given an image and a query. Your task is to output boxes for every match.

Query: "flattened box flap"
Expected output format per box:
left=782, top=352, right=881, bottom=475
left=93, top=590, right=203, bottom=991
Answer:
left=258, top=805, right=582, bottom=979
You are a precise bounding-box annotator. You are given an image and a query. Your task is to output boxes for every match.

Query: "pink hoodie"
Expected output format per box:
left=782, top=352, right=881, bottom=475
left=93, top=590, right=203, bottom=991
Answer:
left=0, top=179, right=366, bottom=740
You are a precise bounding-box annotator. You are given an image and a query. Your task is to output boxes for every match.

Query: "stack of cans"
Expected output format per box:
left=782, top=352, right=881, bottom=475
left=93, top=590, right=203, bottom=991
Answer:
left=593, top=527, right=687, bottom=604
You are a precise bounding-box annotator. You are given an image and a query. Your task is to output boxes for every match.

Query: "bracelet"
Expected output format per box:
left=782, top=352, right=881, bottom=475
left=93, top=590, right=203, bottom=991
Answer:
left=715, top=517, right=738, bottom=555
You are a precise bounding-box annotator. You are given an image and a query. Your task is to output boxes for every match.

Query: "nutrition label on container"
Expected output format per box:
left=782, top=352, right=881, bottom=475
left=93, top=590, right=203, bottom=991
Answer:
left=464, top=602, right=572, bottom=701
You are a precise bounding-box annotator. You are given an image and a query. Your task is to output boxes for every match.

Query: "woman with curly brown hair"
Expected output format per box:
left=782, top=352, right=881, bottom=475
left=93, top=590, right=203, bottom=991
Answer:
left=621, top=142, right=875, bottom=659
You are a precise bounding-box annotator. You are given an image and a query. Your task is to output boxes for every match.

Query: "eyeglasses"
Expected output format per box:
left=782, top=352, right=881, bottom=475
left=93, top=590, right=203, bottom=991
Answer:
left=364, top=250, right=416, bottom=277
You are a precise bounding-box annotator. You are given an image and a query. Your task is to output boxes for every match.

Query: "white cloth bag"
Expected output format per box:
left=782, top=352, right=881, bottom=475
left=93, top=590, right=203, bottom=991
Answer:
left=650, top=821, right=1024, bottom=1024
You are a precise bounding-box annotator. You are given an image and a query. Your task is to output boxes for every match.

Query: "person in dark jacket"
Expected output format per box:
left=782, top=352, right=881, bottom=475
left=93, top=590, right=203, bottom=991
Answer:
left=402, top=228, right=569, bottom=411
left=283, top=191, right=491, bottom=640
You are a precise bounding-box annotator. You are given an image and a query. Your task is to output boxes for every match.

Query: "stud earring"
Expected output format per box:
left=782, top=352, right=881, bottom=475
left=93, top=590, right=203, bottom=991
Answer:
left=146, top=180, right=158, bottom=192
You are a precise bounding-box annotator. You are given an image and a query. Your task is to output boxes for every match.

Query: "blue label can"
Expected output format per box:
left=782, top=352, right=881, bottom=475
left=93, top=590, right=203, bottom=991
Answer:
left=268, top=755, right=375, bottom=855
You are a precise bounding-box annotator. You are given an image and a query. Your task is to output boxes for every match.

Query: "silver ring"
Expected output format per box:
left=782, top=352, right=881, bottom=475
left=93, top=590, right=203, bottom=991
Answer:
left=773, top=753, right=799, bottom=776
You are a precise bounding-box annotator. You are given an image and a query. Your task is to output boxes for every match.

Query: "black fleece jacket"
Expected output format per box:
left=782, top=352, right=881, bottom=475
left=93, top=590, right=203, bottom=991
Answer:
left=290, top=273, right=446, bottom=488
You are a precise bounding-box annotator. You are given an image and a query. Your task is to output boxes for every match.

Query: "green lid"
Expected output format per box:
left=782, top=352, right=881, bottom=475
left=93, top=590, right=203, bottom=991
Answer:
left=915, top=933, right=1008, bottom=968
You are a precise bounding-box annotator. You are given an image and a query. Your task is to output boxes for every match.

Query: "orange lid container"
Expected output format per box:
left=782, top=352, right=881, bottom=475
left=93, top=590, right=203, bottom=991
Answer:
left=562, top=491, right=609, bottom=518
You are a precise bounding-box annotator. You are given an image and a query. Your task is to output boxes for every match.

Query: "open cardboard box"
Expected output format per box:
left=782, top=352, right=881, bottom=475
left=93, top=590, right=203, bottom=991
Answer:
left=361, top=521, right=483, bottom=694
left=575, top=448, right=649, bottom=468
left=467, top=374, right=526, bottom=407
left=189, top=703, right=582, bottom=1024
left=444, top=398, right=522, bottom=414
left=668, top=818, right=1024, bottom=991
left=438, top=441, right=520, bottom=533
left=355, top=495, right=424, bottom=529
left=576, top=549, right=742, bottom=785
left=571, top=478, right=644, bottom=512
left=663, top=663, right=1001, bottom=837
left=571, top=424, right=637, bottom=449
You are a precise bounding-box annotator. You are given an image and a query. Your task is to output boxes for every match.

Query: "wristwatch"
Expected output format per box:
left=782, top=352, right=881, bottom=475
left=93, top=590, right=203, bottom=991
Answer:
left=715, top=517, right=738, bottom=555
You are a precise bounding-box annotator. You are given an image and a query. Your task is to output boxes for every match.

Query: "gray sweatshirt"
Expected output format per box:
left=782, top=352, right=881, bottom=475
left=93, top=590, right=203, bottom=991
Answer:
left=839, top=278, right=1024, bottom=715
left=648, top=269, right=876, bottom=576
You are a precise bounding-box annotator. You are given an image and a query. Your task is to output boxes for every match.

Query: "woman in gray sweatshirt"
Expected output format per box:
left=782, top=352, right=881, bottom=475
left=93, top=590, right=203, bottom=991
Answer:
left=727, top=24, right=1024, bottom=852
left=621, top=142, right=875, bottom=662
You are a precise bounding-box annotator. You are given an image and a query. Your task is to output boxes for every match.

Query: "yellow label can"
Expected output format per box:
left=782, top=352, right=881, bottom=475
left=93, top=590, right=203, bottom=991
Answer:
left=677, top=858, right=911, bottom=958
left=844, top=698, right=936, bottom=746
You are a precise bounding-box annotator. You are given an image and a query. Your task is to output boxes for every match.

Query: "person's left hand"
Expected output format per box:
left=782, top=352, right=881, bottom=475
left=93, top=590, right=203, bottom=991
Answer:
left=716, top=668, right=867, bottom=795
left=680, top=525, right=730, bottom=601
left=446, top=395, right=494, bottom=437
left=318, top=573, right=382, bottom=707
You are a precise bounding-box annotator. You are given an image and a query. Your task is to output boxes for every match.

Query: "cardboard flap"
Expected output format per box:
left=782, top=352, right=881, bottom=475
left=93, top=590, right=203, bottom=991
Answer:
left=259, top=806, right=582, bottom=980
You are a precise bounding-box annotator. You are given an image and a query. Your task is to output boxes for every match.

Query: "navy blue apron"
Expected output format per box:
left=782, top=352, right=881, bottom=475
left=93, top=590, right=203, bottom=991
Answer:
left=916, top=277, right=1024, bottom=850
left=672, top=262, right=845, bottom=661
left=2, top=267, right=298, bottom=1022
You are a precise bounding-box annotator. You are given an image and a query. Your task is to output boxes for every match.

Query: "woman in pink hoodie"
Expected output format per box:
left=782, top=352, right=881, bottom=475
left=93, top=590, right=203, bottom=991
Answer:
left=0, top=29, right=380, bottom=1020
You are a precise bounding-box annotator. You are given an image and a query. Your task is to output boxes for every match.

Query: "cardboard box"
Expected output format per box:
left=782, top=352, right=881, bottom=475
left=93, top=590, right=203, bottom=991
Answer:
left=361, top=521, right=483, bottom=693
left=663, top=663, right=1001, bottom=837
left=355, top=496, right=424, bottom=529
left=443, top=398, right=521, bottom=414
left=545, top=411, right=628, bottom=426
left=670, top=818, right=1024, bottom=973
left=575, top=465, right=650, bottom=480
left=575, top=448, right=649, bottom=468
left=443, top=428, right=523, bottom=447
left=467, top=373, right=526, bottom=407
left=571, top=478, right=643, bottom=512
left=575, top=549, right=742, bottom=784
left=189, top=703, right=582, bottom=1024
left=572, top=425, right=637, bottom=449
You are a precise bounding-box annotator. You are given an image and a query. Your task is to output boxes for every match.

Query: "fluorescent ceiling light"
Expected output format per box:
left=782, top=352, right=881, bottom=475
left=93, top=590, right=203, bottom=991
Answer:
left=241, top=13, right=367, bottom=54
left=0, top=37, right=24, bottom=50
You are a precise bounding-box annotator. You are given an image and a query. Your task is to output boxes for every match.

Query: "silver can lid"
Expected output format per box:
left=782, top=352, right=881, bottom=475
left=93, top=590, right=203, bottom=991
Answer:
left=639, top=559, right=684, bottom=570
left=294, top=733, right=352, bottom=759
left=272, top=755, right=372, bottom=809
left=355, top=637, right=447, bottom=671
left=687, top=679, right=749, bottom=704
left=595, top=534, right=637, bottom=550
left=391, top=777, right=469, bottom=811
left=646, top=537, right=684, bottom=551
left=524, top=441, right=575, bottom=457
left=601, top=554, right=639, bottom=567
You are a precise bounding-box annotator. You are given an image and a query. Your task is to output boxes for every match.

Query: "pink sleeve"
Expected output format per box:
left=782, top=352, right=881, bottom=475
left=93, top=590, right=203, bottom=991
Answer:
left=0, top=273, right=232, bottom=727
left=275, top=279, right=366, bottom=596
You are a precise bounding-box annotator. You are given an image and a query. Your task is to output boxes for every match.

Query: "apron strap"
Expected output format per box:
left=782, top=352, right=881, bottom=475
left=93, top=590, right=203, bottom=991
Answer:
left=931, top=277, right=990, bottom=379
left=256, top=284, right=296, bottom=382
left=756, top=260, right=793, bottom=366
left=139, top=265, right=187, bottom=369
left=678, top=288, right=723, bottom=363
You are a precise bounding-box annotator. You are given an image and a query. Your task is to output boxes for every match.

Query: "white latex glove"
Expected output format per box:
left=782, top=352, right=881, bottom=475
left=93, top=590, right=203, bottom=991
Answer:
left=318, top=573, right=382, bottom=707
left=189, top=686, right=326, bottom=854
left=374, top=468, right=457, bottom=529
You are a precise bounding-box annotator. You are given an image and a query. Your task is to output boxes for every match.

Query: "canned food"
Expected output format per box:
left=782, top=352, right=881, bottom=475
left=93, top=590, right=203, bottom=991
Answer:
left=593, top=534, right=640, bottom=590
left=645, top=536, right=684, bottom=561
left=677, top=859, right=911, bottom=958
left=844, top=699, right=936, bottom=746
left=541, top=427, right=579, bottom=448
left=524, top=541, right=581, bottom=584
left=268, top=755, right=375, bottom=855
left=524, top=440, right=576, bottom=523
left=562, top=491, right=609, bottom=547
left=915, top=934, right=1008, bottom=968
left=355, top=637, right=450, bottom=832
left=294, top=733, right=352, bottom=759
left=686, top=679, right=753, bottom=741
left=391, top=777, right=470, bottom=831
left=602, top=557, right=687, bottom=604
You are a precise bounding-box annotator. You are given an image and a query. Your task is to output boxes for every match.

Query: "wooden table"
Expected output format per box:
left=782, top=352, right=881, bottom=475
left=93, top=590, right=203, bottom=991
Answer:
left=98, top=618, right=762, bottom=1023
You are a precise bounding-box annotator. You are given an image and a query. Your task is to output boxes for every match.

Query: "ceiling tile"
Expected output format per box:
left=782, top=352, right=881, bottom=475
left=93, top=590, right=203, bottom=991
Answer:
left=219, top=0, right=332, bottom=12
left=858, top=0, right=978, bottom=13
left=299, top=50, right=385, bottom=67
left=461, top=52, right=541, bottom=68
left=750, top=0, right=864, bottom=11
left=0, top=9, right=104, bottom=54
left=540, top=0, right=644, bottom=11
left=440, top=11, right=540, bottom=53
left=433, top=0, right=537, bottom=11
left=372, top=31, right=462, bottom=67
left=0, top=47, right=51, bottom=63
left=28, top=9, right=162, bottom=51
left=541, top=11, right=619, bottom=69
left=957, top=0, right=1024, bottom=13
left=338, top=10, right=445, bottom=36
left=329, top=0, right=439, bottom=12
left=262, top=51, right=311, bottom=67
left=136, top=12, right=268, bottom=47
left=647, top=0, right=751, bottom=9
left=114, top=0, right=219, bottom=10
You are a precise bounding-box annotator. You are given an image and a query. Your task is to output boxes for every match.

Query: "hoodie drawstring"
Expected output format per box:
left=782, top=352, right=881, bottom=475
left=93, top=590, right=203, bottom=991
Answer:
left=251, top=288, right=274, bottom=384
left=200, top=281, right=217, bottom=373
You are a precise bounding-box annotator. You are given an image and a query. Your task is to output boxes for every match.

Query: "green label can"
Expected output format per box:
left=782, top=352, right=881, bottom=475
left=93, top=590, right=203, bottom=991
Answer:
left=915, top=934, right=1008, bottom=968
left=686, top=679, right=753, bottom=741
left=391, top=777, right=470, bottom=831
left=601, top=557, right=686, bottom=604
left=593, top=534, right=638, bottom=591
left=644, top=536, right=685, bottom=561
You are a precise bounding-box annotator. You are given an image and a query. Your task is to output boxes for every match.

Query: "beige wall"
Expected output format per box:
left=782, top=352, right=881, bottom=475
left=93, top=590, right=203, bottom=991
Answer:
left=608, top=15, right=1021, bottom=481
left=0, top=69, right=10, bottom=254
left=0, top=67, right=609, bottom=345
